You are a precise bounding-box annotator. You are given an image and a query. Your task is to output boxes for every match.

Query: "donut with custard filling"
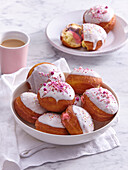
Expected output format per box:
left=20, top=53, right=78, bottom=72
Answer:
left=83, top=5, right=116, bottom=33
left=61, top=105, right=94, bottom=135
left=81, top=87, right=118, bottom=121
left=14, top=92, right=46, bottom=124
left=37, top=80, right=75, bottom=112
left=66, top=66, right=102, bottom=94
left=27, top=62, right=65, bottom=94
left=60, top=23, right=82, bottom=48
left=35, top=113, right=68, bottom=135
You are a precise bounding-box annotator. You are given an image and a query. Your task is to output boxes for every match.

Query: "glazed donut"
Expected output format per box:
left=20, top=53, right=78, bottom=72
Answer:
left=35, top=113, right=68, bottom=135
left=14, top=92, right=46, bottom=124
left=37, top=80, right=75, bottom=112
left=60, top=23, right=82, bottom=48
left=82, top=23, right=107, bottom=51
left=83, top=5, right=116, bottom=33
left=66, top=66, right=102, bottom=95
left=81, top=87, right=118, bottom=122
left=27, top=62, right=65, bottom=93
left=61, top=105, right=94, bottom=135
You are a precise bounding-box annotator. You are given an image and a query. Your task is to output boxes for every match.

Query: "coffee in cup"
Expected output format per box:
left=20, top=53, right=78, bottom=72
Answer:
left=0, top=31, right=30, bottom=74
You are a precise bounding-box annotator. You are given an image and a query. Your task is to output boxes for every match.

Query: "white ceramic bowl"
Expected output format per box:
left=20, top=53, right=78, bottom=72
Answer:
left=11, top=81, right=119, bottom=145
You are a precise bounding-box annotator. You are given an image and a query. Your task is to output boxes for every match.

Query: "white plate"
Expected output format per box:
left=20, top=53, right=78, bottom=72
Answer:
left=11, top=81, right=119, bottom=145
left=46, top=10, right=128, bottom=57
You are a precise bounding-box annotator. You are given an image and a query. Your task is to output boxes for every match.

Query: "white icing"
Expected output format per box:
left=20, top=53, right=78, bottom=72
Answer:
left=39, top=81, right=75, bottom=102
left=85, top=87, right=118, bottom=114
left=74, top=94, right=82, bottom=106
left=84, top=5, right=114, bottom=24
left=38, top=113, right=65, bottom=128
left=82, top=23, right=107, bottom=50
left=72, top=105, right=94, bottom=133
left=27, top=64, right=65, bottom=94
left=71, top=67, right=101, bottom=78
left=20, top=92, right=46, bottom=114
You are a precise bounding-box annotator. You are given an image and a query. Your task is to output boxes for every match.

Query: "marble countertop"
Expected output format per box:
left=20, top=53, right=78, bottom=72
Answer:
left=1, top=0, right=128, bottom=170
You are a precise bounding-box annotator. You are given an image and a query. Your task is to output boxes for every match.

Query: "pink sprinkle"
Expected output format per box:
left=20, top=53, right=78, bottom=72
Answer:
left=76, top=97, right=79, bottom=101
left=51, top=71, right=54, bottom=75
left=44, top=88, right=47, bottom=91
left=97, top=96, right=100, bottom=100
left=102, top=10, right=107, bottom=14
left=97, top=10, right=100, bottom=13
left=43, top=83, right=46, bottom=86
left=107, top=100, right=110, bottom=104
left=105, top=6, right=108, bottom=9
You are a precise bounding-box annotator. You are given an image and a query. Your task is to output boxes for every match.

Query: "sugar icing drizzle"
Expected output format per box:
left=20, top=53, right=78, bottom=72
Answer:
left=39, top=80, right=75, bottom=101
left=27, top=64, right=65, bottom=94
left=84, top=87, right=118, bottom=114
left=72, top=105, right=94, bottom=133
left=38, top=113, right=65, bottom=128
left=82, top=23, right=107, bottom=50
left=72, top=66, right=101, bottom=78
left=20, top=92, right=46, bottom=114
left=84, top=5, right=114, bottom=24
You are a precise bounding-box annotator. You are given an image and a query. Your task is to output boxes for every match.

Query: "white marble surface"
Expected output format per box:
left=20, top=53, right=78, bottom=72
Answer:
left=0, top=0, right=128, bottom=169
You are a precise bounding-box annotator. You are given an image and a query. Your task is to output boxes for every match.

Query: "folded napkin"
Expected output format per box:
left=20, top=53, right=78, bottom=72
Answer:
left=0, top=58, right=120, bottom=170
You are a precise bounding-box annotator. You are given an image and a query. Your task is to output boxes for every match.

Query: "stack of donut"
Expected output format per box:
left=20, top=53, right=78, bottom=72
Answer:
left=14, top=62, right=118, bottom=135
left=60, top=5, right=116, bottom=51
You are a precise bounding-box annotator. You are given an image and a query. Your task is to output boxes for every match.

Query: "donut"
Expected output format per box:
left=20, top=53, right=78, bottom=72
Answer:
left=66, top=66, right=102, bottom=94
left=27, top=62, right=65, bottom=93
left=61, top=105, right=94, bottom=135
left=37, top=80, right=75, bottom=112
left=82, top=23, right=107, bottom=51
left=83, top=5, right=116, bottom=33
left=35, top=113, right=68, bottom=135
left=81, top=87, right=118, bottom=122
left=14, top=92, right=46, bottom=124
left=60, top=23, right=82, bottom=48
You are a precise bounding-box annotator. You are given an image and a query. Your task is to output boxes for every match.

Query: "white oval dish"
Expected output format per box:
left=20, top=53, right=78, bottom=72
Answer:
left=46, top=10, right=128, bottom=57
left=11, top=81, right=119, bottom=145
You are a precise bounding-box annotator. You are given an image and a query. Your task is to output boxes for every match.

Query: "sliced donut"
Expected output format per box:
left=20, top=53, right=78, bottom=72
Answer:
left=82, top=23, right=107, bottom=51
left=60, top=23, right=82, bottom=48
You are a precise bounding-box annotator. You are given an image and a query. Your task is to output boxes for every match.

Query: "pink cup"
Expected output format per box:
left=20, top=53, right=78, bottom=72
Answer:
left=0, top=31, right=30, bottom=74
